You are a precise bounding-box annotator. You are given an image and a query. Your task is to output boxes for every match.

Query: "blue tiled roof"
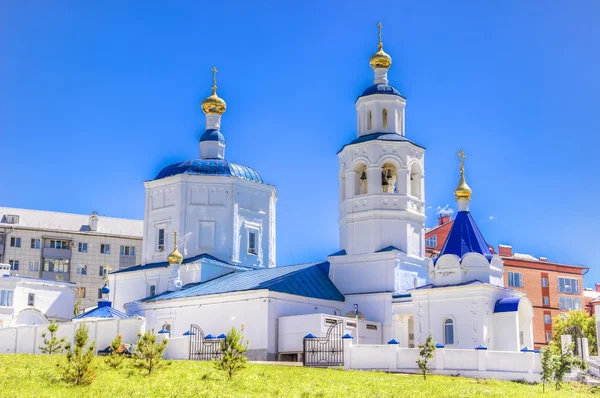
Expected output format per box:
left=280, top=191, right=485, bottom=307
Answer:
left=142, top=262, right=345, bottom=303
left=338, top=132, right=425, bottom=154
left=494, top=297, right=521, bottom=313
left=154, top=159, right=264, bottom=183
left=376, top=246, right=402, bottom=253
left=437, top=211, right=491, bottom=259
left=199, top=129, right=226, bottom=143
left=110, top=253, right=251, bottom=275
left=74, top=301, right=129, bottom=319
left=358, top=84, right=404, bottom=99
left=328, top=249, right=346, bottom=257
left=409, top=279, right=517, bottom=293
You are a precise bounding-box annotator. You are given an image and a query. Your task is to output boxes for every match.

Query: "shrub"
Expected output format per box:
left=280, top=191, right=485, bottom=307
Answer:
left=416, top=333, right=436, bottom=380
left=63, top=325, right=96, bottom=385
left=540, top=346, right=554, bottom=393
left=214, top=324, right=249, bottom=379
left=38, top=321, right=67, bottom=354
left=134, top=330, right=168, bottom=375
left=106, top=333, right=127, bottom=369
left=553, top=342, right=586, bottom=390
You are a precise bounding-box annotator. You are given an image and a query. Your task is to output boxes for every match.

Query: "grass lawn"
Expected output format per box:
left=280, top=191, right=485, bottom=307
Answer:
left=0, top=354, right=596, bottom=397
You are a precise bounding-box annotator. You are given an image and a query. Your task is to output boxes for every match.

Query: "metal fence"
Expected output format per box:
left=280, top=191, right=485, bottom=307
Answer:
left=303, top=320, right=344, bottom=367
left=188, top=324, right=224, bottom=361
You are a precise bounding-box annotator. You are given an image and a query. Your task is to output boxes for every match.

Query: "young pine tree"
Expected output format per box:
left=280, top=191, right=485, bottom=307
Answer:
left=134, top=330, right=168, bottom=375
left=38, top=321, right=67, bottom=354
left=553, top=342, right=586, bottom=390
left=416, top=333, right=436, bottom=380
left=106, top=333, right=126, bottom=369
left=214, top=324, right=249, bottom=379
left=63, top=325, right=97, bottom=385
left=540, top=346, right=555, bottom=393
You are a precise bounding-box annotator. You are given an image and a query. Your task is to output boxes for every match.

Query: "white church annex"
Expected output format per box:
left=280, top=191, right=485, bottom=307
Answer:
left=109, top=23, right=534, bottom=362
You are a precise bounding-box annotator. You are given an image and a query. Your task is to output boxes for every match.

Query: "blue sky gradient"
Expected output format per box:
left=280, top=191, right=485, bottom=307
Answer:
left=1, top=1, right=598, bottom=284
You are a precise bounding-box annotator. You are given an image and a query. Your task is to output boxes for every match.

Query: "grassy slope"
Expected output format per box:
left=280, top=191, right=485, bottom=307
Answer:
left=0, top=355, right=596, bottom=397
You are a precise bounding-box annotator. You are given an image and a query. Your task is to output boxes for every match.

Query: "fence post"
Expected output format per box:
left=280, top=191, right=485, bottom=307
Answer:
left=342, top=334, right=353, bottom=369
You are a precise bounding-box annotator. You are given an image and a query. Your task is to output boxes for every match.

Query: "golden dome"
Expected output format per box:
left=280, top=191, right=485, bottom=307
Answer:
left=201, top=86, right=226, bottom=115
left=454, top=149, right=472, bottom=201
left=370, top=45, right=392, bottom=70
left=168, top=231, right=184, bottom=265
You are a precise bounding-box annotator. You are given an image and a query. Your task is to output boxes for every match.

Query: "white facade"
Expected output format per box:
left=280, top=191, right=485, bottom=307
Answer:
left=0, top=264, right=75, bottom=328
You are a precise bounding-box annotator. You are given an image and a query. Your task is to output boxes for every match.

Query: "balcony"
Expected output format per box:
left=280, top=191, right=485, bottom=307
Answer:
left=41, top=271, right=70, bottom=282
left=43, top=247, right=71, bottom=260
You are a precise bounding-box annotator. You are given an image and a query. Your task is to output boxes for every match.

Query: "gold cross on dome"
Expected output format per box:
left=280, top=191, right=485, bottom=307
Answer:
left=376, top=22, right=383, bottom=46
left=211, top=67, right=218, bottom=87
left=457, top=149, right=466, bottom=173
left=103, top=266, right=112, bottom=285
left=173, top=231, right=178, bottom=249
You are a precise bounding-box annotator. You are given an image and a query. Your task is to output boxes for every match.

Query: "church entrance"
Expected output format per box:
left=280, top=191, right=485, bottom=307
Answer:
left=188, top=324, right=224, bottom=361
left=303, top=320, right=344, bottom=367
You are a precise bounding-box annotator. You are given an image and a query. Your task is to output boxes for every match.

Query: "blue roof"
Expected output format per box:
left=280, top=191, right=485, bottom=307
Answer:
left=358, top=84, right=404, bottom=99
left=154, top=159, right=264, bottom=183
left=74, top=301, right=129, bottom=319
left=494, top=297, right=521, bottom=313
left=110, top=253, right=251, bottom=275
left=328, top=249, right=346, bottom=257
left=338, top=132, right=425, bottom=154
left=437, top=211, right=492, bottom=259
left=376, top=246, right=402, bottom=253
left=142, top=262, right=345, bottom=303
left=199, top=129, right=225, bottom=143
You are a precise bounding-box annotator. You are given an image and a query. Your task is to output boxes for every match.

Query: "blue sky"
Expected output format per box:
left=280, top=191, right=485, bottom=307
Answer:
left=1, top=1, right=598, bottom=285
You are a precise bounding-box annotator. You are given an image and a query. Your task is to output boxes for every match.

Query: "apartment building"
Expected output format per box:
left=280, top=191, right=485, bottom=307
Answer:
left=425, top=215, right=588, bottom=348
left=0, top=207, right=142, bottom=309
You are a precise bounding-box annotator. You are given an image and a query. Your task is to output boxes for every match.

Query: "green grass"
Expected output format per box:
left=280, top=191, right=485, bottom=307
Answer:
left=0, top=354, right=596, bottom=397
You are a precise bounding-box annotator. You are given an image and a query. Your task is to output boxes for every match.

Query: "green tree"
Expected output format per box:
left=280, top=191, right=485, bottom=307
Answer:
left=552, top=310, right=597, bottom=355
left=106, top=333, right=126, bottom=369
left=552, top=342, right=586, bottom=390
left=415, top=333, right=436, bottom=380
left=134, top=330, right=168, bottom=375
left=38, top=321, right=67, bottom=354
left=540, top=346, right=554, bottom=393
left=214, top=324, right=249, bottom=379
left=63, top=325, right=97, bottom=385
left=73, top=300, right=82, bottom=317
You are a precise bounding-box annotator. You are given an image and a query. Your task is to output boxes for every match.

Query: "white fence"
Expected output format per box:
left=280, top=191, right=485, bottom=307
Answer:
left=343, top=341, right=542, bottom=382
left=0, top=317, right=146, bottom=354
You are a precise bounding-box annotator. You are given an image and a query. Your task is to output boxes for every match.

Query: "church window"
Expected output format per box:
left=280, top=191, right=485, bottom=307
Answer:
left=381, top=163, right=397, bottom=193
left=149, top=285, right=156, bottom=297
left=248, top=231, right=257, bottom=255
left=443, top=318, right=454, bottom=345
left=354, top=163, right=368, bottom=195
left=508, top=272, right=523, bottom=288
left=409, top=164, right=422, bottom=199
left=425, top=236, right=437, bottom=247
left=367, top=110, right=372, bottom=130
left=157, top=228, right=165, bottom=251
left=27, top=293, right=35, bottom=306
left=382, top=109, right=388, bottom=128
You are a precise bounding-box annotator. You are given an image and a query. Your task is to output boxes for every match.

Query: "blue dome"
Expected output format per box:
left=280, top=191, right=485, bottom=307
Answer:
left=101, top=284, right=110, bottom=294
left=200, top=129, right=226, bottom=143
left=358, top=84, right=403, bottom=99
left=154, top=159, right=264, bottom=183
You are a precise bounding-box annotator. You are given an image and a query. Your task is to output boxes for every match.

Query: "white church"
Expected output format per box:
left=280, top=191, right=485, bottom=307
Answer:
left=106, top=25, right=534, bottom=361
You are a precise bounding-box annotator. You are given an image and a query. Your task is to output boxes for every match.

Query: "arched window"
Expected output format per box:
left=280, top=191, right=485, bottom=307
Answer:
left=367, top=110, right=372, bottom=130
left=382, top=109, right=388, bottom=128
left=444, top=318, right=454, bottom=345
left=354, top=163, right=368, bottom=195
left=409, top=163, right=422, bottom=199
left=381, top=163, right=397, bottom=193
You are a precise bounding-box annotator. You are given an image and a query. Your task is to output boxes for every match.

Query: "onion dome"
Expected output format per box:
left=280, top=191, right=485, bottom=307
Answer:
left=370, top=22, right=392, bottom=70
left=454, top=149, right=472, bottom=201
left=168, top=232, right=184, bottom=265
left=201, top=67, right=226, bottom=115
left=101, top=284, right=110, bottom=295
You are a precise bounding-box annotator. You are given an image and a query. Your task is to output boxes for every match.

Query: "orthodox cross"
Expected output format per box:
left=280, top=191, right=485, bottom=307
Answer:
left=376, top=22, right=383, bottom=47
left=211, top=66, right=218, bottom=88
left=173, top=231, right=179, bottom=249
left=457, top=149, right=466, bottom=173
left=103, top=266, right=112, bottom=285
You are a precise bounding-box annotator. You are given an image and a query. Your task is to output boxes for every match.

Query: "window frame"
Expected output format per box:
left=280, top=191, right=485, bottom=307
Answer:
left=425, top=235, right=437, bottom=247
left=100, top=244, right=110, bottom=254
left=508, top=271, right=523, bottom=288
left=544, top=314, right=551, bottom=324
left=8, top=259, right=19, bottom=271
left=542, top=277, right=549, bottom=288
left=78, top=242, right=88, bottom=253
left=75, top=287, right=86, bottom=298
left=77, top=264, right=87, bottom=275
left=10, top=237, right=21, bottom=248
left=558, top=277, right=580, bottom=294
left=150, top=285, right=156, bottom=297
left=30, top=238, right=41, bottom=249
left=543, top=296, right=550, bottom=306
left=443, top=317, right=455, bottom=346
left=247, top=231, right=257, bottom=255
left=0, top=289, right=14, bottom=307
left=27, top=293, right=35, bottom=306
left=29, top=261, right=40, bottom=272
left=157, top=228, right=165, bottom=251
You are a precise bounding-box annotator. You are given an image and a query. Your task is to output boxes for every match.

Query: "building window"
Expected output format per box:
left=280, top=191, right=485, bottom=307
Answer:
left=0, top=290, right=14, bottom=307
left=367, top=110, right=372, bottom=130
left=78, top=242, right=88, bottom=253
left=150, top=285, right=156, bottom=297
left=8, top=260, right=19, bottom=271
left=100, top=244, right=110, bottom=254
left=508, top=271, right=523, bottom=288
left=49, top=240, right=68, bottom=249
left=444, top=318, right=455, bottom=345
left=30, top=239, right=41, bottom=249
left=558, top=277, right=580, bottom=294
left=28, top=293, right=35, bottom=306
left=544, top=314, right=551, bottom=324
left=545, top=332, right=552, bottom=343
left=559, top=296, right=582, bottom=310
left=382, top=109, right=388, bottom=128
left=542, top=277, right=549, bottom=288
left=29, top=261, right=40, bottom=272
left=366, top=324, right=378, bottom=330
left=120, top=246, right=136, bottom=256
left=43, top=258, right=69, bottom=273
left=75, top=287, right=86, bottom=298
left=77, top=265, right=87, bottom=275
left=158, top=229, right=165, bottom=251
left=248, top=231, right=257, bottom=255
left=5, top=215, right=19, bottom=224
left=98, top=288, right=103, bottom=299
left=99, top=266, right=105, bottom=277
left=10, top=237, right=21, bottom=248
left=425, top=236, right=437, bottom=247
left=543, top=296, right=550, bottom=306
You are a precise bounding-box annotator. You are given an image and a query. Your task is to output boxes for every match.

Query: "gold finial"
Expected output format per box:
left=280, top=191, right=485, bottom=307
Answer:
left=201, top=66, right=227, bottom=115
left=454, top=148, right=472, bottom=201
left=103, top=266, right=112, bottom=285
left=369, top=22, right=392, bottom=70
left=167, top=231, right=184, bottom=265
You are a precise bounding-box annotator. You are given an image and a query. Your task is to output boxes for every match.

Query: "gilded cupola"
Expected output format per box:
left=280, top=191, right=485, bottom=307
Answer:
left=369, top=22, right=392, bottom=70
left=201, top=67, right=227, bottom=115
left=454, top=149, right=472, bottom=202
left=167, top=231, right=184, bottom=265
